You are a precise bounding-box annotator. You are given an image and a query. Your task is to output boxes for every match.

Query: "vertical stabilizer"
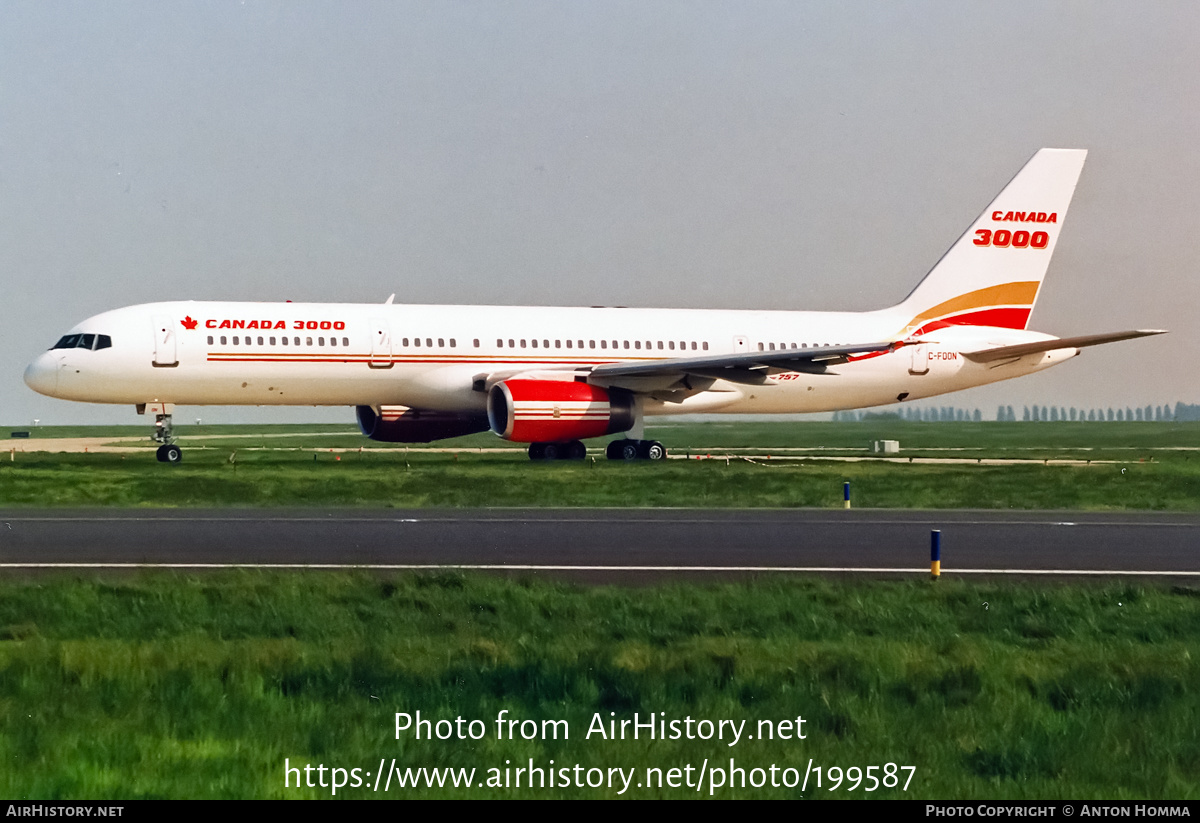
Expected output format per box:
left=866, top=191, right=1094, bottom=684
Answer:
left=894, top=148, right=1087, bottom=335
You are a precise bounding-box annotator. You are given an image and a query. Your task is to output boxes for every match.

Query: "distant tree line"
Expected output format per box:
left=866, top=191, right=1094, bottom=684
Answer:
left=835, top=408, right=983, bottom=422
left=832, top=403, right=1200, bottom=422
left=1003, top=403, right=1187, bottom=422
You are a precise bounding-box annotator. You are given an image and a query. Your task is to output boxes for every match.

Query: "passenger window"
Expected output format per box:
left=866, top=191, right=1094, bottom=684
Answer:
left=329, top=337, right=336, bottom=347
left=623, top=340, right=630, bottom=349
left=450, top=339, right=456, bottom=348
left=318, top=337, right=325, bottom=346
left=531, top=339, right=538, bottom=348
left=509, top=339, right=515, bottom=348
left=702, top=342, right=709, bottom=351
left=343, top=338, right=349, bottom=346
left=543, top=340, right=549, bottom=348
left=233, top=336, right=240, bottom=345
left=306, top=337, right=313, bottom=346
left=426, top=338, right=432, bottom=347
left=600, top=340, right=607, bottom=349
left=221, top=336, right=228, bottom=345
left=281, top=337, right=288, bottom=346
left=520, top=339, right=527, bottom=348
left=438, top=338, right=444, bottom=347
left=657, top=341, right=663, bottom=350
left=555, top=340, right=561, bottom=348
left=669, top=341, right=675, bottom=350
left=207, top=336, right=214, bottom=345
left=270, top=337, right=276, bottom=345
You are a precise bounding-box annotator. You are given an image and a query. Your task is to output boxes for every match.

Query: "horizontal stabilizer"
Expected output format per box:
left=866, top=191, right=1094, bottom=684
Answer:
left=961, top=329, right=1166, bottom=363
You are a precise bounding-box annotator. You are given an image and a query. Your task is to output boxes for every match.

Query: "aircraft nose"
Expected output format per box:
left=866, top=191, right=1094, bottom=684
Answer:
left=23, top=352, right=59, bottom=396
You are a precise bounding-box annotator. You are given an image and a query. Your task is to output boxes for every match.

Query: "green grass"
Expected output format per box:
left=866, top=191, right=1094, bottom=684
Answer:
left=0, top=573, right=1197, bottom=798
left=2, top=445, right=1198, bottom=509
left=7, top=419, right=1200, bottom=454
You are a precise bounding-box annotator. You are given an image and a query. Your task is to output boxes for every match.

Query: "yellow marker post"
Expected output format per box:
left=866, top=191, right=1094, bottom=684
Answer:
left=931, top=530, right=942, bottom=579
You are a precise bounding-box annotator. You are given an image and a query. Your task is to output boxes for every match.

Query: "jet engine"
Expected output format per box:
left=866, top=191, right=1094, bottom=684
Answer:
left=487, top=379, right=635, bottom=442
left=356, top=405, right=489, bottom=443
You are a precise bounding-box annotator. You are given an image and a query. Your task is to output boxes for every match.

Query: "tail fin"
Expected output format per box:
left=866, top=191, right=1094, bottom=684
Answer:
left=894, top=148, right=1087, bottom=336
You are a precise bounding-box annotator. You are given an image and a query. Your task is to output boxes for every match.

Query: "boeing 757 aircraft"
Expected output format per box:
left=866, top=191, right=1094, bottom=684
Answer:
left=24, top=149, right=1163, bottom=462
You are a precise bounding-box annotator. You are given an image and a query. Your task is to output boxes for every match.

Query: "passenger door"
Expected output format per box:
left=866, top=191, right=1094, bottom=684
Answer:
left=369, top=318, right=393, bottom=368
left=152, top=315, right=178, bottom=367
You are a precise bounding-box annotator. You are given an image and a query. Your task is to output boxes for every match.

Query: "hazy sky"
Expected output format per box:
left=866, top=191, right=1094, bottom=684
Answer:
left=2, top=1, right=1196, bottom=425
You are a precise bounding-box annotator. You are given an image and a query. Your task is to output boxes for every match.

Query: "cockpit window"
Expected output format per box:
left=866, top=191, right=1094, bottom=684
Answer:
left=52, top=333, right=112, bottom=351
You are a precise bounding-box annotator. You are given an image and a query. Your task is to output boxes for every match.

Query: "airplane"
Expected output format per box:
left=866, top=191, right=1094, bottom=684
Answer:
left=24, top=148, right=1164, bottom=463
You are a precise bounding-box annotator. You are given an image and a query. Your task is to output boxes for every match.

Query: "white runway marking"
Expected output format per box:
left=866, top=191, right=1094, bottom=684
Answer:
left=3, top=515, right=1197, bottom=527
left=1, top=563, right=1198, bottom=576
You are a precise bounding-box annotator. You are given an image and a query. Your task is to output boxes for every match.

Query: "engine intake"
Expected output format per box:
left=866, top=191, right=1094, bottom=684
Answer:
left=356, top=405, right=489, bottom=443
left=487, top=379, right=635, bottom=442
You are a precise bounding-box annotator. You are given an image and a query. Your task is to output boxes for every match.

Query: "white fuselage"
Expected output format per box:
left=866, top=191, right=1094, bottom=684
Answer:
left=24, top=300, right=1074, bottom=417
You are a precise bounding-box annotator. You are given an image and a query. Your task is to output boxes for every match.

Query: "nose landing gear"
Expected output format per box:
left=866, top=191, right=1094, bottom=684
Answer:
left=137, top=402, right=183, bottom=463
left=156, top=443, right=182, bottom=463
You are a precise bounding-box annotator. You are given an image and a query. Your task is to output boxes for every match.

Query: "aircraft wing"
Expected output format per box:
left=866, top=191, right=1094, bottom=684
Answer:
left=961, top=330, right=1166, bottom=363
left=587, top=340, right=900, bottom=386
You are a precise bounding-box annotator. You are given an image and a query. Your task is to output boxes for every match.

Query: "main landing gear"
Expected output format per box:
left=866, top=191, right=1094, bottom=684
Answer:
left=528, top=440, right=588, bottom=461
left=606, top=439, right=667, bottom=461
left=526, top=439, right=668, bottom=461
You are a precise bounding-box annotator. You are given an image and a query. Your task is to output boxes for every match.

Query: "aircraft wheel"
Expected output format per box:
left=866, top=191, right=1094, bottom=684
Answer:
left=643, top=440, right=666, bottom=460
left=528, top=443, right=546, bottom=461
left=541, top=442, right=561, bottom=461
left=606, top=441, right=624, bottom=460
left=620, top=440, right=641, bottom=461
left=157, top=444, right=183, bottom=464
left=565, top=440, right=587, bottom=460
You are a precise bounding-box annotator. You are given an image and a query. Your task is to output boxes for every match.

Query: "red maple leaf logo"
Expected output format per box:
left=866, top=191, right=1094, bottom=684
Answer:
left=181, top=316, right=198, bottom=330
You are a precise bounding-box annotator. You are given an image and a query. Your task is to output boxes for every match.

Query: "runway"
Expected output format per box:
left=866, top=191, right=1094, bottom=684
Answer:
left=1, top=508, right=1197, bottom=581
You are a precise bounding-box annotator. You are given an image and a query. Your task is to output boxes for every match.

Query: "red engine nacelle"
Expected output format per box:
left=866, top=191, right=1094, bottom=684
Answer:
left=356, top=405, right=489, bottom=443
left=487, top=380, right=635, bottom=443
